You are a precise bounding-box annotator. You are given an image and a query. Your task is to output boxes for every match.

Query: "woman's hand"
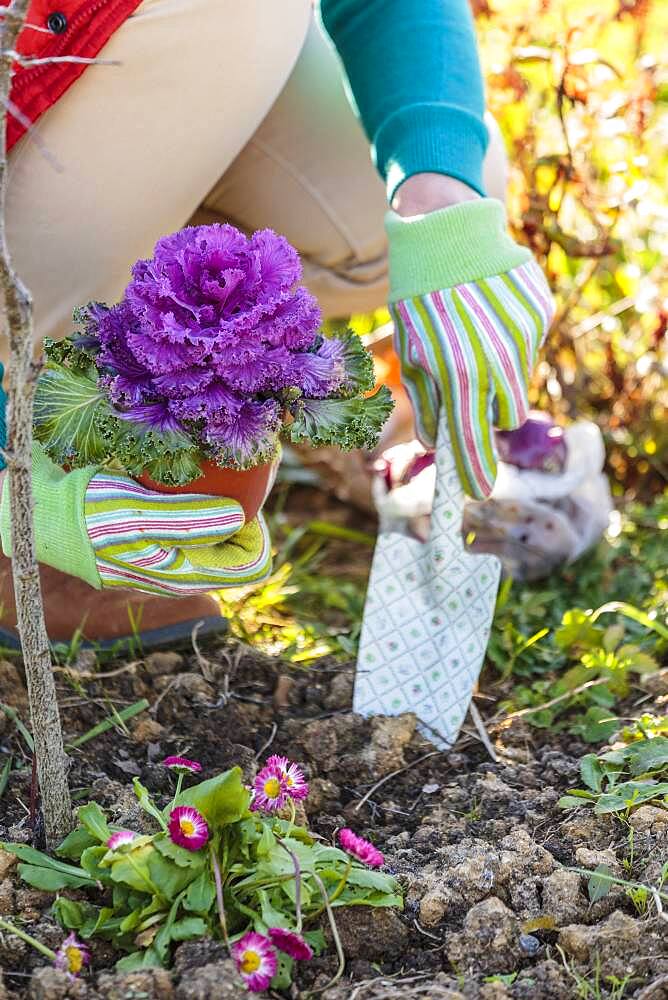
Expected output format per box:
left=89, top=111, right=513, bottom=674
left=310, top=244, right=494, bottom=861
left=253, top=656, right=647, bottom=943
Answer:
left=0, top=445, right=272, bottom=595
left=385, top=194, right=554, bottom=499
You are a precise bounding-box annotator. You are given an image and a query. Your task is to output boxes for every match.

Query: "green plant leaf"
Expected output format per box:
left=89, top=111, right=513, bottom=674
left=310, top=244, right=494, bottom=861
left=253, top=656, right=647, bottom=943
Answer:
left=580, top=754, right=604, bottom=792
left=304, top=929, right=326, bottom=954
left=271, top=952, right=294, bottom=990
left=108, top=844, right=160, bottom=895
left=602, top=624, right=625, bottom=652
left=133, top=778, right=168, bottom=831
left=626, top=737, right=668, bottom=775
left=258, top=889, right=288, bottom=930
left=119, top=910, right=143, bottom=934
left=56, top=826, right=98, bottom=860
left=147, top=847, right=204, bottom=898
left=2, top=843, right=95, bottom=888
left=110, top=843, right=200, bottom=902
left=554, top=609, right=605, bottom=653
left=594, top=781, right=668, bottom=814
left=33, top=362, right=116, bottom=466
left=331, top=330, right=375, bottom=395
left=587, top=864, right=613, bottom=902
left=17, top=864, right=92, bottom=891
left=52, top=897, right=86, bottom=929
left=184, top=871, right=215, bottom=915
left=590, top=601, right=668, bottom=642
left=140, top=449, right=204, bottom=488
left=173, top=767, right=250, bottom=827
left=615, top=644, right=660, bottom=675
left=80, top=845, right=112, bottom=882
left=558, top=795, right=592, bottom=810
left=169, top=916, right=208, bottom=941
left=153, top=895, right=182, bottom=962
left=346, top=867, right=402, bottom=894
left=572, top=705, right=619, bottom=743
left=80, top=907, right=119, bottom=939
left=332, top=887, right=403, bottom=909
left=286, top=386, right=393, bottom=451
left=154, top=835, right=199, bottom=868
left=115, top=948, right=163, bottom=972
left=78, top=802, right=112, bottom=844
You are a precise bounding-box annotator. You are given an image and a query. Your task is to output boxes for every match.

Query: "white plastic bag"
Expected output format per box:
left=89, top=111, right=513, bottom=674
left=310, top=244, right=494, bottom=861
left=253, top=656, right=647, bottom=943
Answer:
left=373, top=420, right=612, bottom=581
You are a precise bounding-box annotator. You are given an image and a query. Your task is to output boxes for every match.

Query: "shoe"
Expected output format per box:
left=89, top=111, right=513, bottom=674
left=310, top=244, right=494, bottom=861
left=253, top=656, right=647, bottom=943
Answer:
left=0, top=556, right=228, bottom=653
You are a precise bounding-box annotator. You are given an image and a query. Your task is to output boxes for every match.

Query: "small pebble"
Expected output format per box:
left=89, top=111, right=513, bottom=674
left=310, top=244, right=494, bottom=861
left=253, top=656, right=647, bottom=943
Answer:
left=519, top=933, right=541, bottom=955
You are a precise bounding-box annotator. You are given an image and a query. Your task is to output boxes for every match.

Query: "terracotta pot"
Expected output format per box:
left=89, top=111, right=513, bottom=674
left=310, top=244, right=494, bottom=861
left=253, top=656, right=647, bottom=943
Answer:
left=136, top=460, right=275, bottom=522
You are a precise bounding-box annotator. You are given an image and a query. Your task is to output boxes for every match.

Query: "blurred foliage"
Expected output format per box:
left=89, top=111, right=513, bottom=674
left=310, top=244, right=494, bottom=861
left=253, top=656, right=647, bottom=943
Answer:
left=476, top=0, right=667, bottom=500
left=489, top=493, right=667, bottom=737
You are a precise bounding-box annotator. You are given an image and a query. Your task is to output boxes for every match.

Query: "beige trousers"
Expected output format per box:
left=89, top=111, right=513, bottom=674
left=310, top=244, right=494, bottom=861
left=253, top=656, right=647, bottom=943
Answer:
left=6, top=0, right=507, bottom=354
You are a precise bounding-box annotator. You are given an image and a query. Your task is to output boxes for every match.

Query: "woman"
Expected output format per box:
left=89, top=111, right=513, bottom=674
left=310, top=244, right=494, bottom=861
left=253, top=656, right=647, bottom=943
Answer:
left=0, top=0, right=551, bottom=649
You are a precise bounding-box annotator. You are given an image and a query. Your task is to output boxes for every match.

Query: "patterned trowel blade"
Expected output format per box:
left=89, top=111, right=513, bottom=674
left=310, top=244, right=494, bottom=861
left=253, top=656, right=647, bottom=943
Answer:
left=354, top=410, right=501, bottom=748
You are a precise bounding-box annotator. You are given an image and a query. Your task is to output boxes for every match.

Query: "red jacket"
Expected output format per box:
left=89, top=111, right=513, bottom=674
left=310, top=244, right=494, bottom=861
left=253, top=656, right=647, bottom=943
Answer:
left=7, top=0, right=141, bottom=150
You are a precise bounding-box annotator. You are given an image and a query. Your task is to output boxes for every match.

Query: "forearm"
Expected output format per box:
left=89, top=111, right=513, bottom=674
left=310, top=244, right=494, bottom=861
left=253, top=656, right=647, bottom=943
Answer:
left=318, top=0, right=489, bottom=201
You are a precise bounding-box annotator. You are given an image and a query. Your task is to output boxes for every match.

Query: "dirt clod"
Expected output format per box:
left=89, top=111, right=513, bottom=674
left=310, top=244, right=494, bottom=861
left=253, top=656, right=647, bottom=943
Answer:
left=328, top=906, right=410, bottom=960
left=629, top=805, right=668, bottom=833
left=174, top=961, right=247, bottom=999
left=446, top=897, right=520, bottom=975
left=0, top=848, right=17, bottom=880
left=144, top=651, right=185, bottom=677
left=558, top=908, right=642, bottom=971
left=132, top=716, right=164, bottom=742
left=96, top=968, right=174, bottom=1000
left=540, top=868, right=585, bottom=925
left=29, top=968, right=88, bottom=1000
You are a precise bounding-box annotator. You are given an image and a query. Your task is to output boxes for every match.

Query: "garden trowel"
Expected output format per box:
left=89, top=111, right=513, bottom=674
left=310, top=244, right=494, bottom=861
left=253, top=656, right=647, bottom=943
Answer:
left=354, top=409, right=501, bottom=748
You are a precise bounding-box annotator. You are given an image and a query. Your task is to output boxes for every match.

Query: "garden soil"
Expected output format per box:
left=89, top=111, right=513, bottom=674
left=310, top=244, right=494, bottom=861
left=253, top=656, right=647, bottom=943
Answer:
left=1, top=641, right=667, bottom=1000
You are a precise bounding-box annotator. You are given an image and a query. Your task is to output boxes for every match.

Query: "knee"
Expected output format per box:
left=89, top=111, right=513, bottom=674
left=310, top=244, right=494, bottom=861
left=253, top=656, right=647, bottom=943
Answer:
left=300, top=246, right=389, bottom=320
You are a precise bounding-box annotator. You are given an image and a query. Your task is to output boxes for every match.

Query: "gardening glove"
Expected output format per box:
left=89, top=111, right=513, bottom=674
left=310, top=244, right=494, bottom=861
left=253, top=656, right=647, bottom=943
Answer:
left=0, top=444, right=272, bottom=597
left=386, top=199, right=555, bottom=499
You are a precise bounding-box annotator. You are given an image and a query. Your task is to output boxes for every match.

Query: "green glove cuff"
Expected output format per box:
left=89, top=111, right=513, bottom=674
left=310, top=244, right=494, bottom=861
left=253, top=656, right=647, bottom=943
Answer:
left=1, top=446, right=102, bottom=589
left=385, top=198, right=532, bottom=302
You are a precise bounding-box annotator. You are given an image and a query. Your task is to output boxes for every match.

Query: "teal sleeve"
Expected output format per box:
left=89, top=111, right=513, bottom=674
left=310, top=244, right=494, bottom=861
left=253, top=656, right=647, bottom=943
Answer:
left=318, top=0, right=489, bottom=201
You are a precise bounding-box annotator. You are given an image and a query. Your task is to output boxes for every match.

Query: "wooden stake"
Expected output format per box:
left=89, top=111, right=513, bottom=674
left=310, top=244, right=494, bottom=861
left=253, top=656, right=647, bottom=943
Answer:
left=0, top=0, right=72, bottom=846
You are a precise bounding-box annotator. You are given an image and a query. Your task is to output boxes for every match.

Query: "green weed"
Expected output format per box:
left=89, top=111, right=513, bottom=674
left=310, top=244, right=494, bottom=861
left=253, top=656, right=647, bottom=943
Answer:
left=559, top=737, right=668, bottom=815
left=557, top=948, right=633, bottom=999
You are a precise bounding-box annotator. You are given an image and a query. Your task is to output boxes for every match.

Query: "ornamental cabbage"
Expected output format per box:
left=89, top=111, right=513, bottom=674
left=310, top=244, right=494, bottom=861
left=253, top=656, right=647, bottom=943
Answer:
left=35, top=224, right=393, bottom=481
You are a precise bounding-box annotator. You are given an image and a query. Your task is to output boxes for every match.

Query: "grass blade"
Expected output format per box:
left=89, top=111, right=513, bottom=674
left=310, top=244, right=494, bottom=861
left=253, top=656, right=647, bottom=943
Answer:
left=305, top=521, right=375, bottom=546
left=1, top=703, right=34, bottom=752
left=66, top=698, right=149, bottom=750
left=590, top=601, right=668, bottom=642
left=0, top=755, right=12, bottom=798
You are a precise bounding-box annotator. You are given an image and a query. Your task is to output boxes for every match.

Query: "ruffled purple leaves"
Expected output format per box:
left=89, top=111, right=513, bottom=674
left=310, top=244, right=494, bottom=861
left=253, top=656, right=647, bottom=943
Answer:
left=36, top=224, right=393, bottom=484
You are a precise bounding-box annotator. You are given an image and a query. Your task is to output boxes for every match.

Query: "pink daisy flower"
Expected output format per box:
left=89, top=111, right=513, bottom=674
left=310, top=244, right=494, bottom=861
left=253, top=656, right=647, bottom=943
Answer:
left=168, top=806, right=209, bottom=851
left=251, top=765, right=289, bottom=812
left=268, top=927, right=313, bottom=961
left=106, top=830, right=137, bottom=851
left=338, top=828, right=384, bottom=868
left=162, top=755, right=202, bottom=774
left=265, top=755, right=309, bottom=801
left=232, top=931, right=277, bottom=992
left=53, top=933, right=90, bottom=978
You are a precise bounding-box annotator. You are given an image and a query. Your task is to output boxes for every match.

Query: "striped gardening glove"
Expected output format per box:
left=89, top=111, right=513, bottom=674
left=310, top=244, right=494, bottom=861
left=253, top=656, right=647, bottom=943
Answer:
left=386, top=199, right=554, bottom=499
left=0, top=444, right=272, bottom=596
